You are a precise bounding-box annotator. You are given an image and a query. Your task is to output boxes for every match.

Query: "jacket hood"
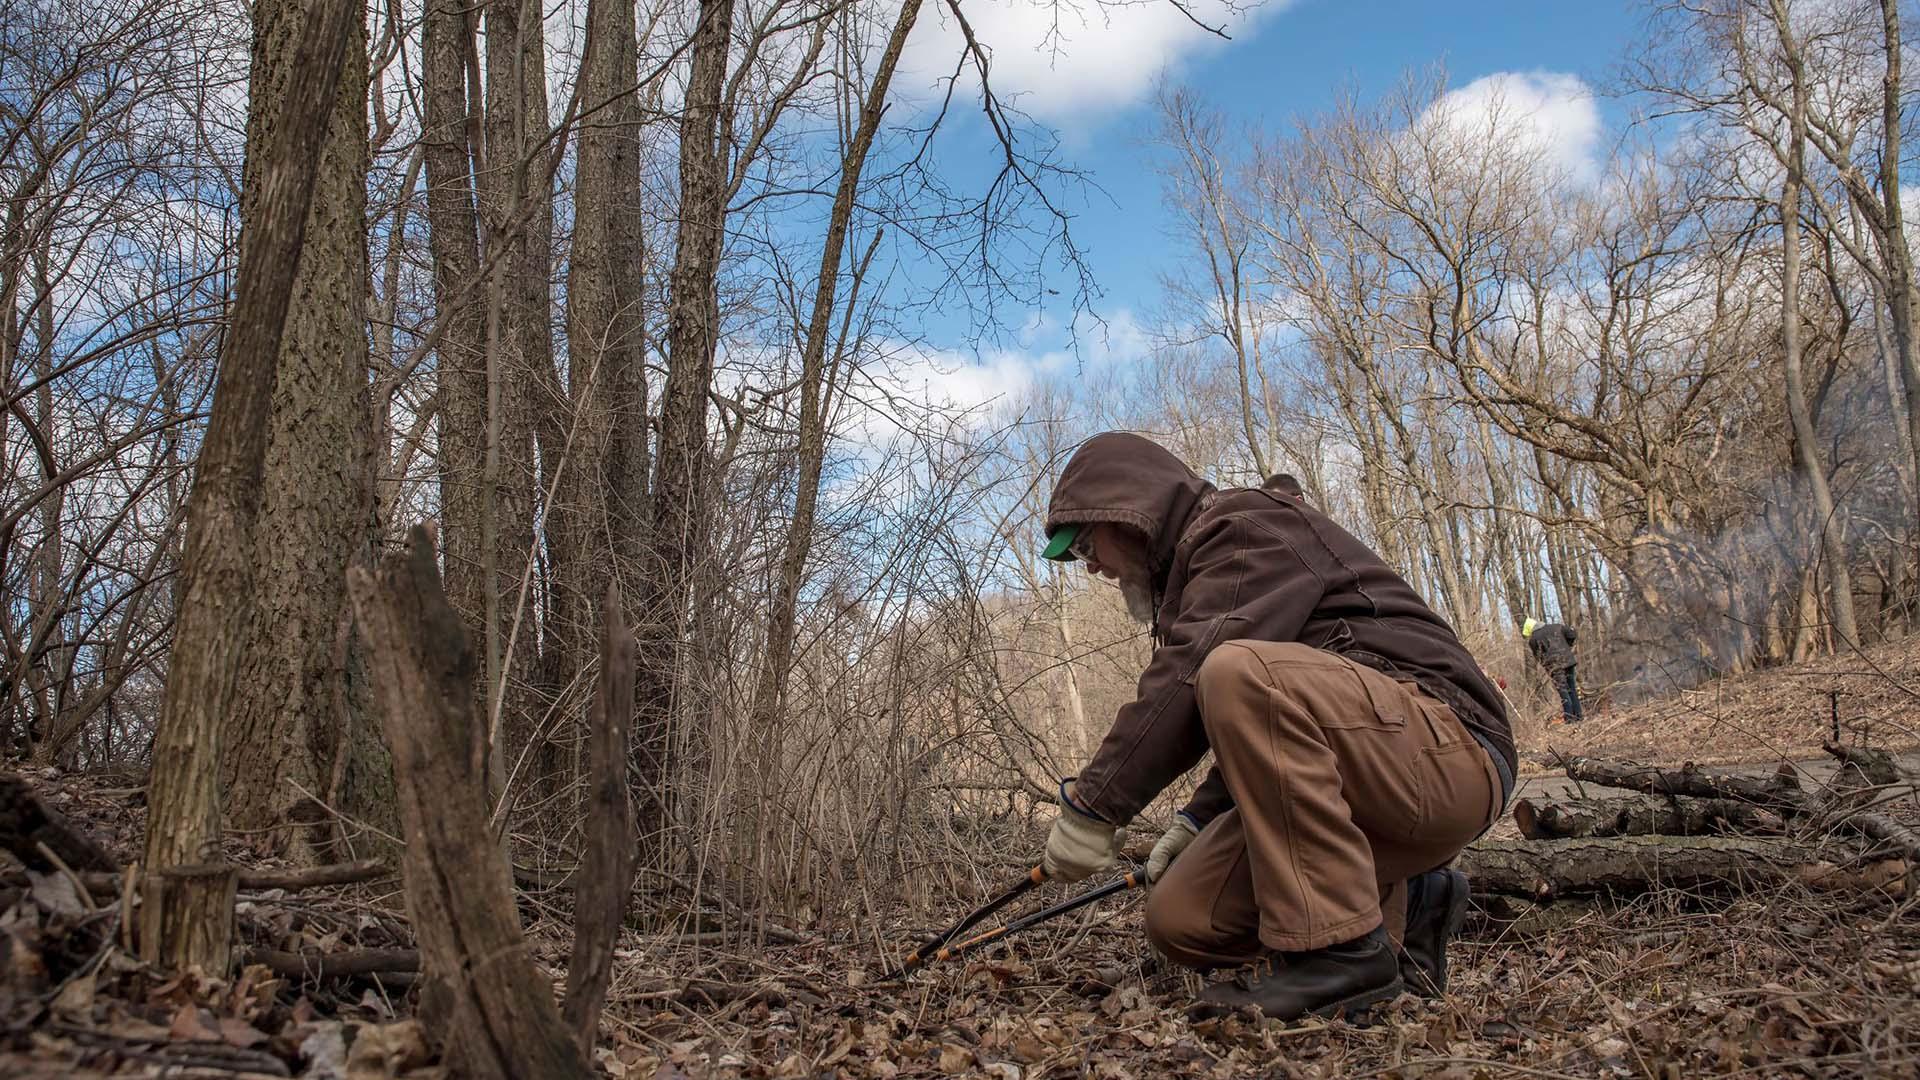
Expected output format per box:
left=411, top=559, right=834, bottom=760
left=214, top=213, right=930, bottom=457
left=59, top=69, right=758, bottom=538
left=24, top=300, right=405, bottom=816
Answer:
left=1045, top=432, right=1214, bottom=574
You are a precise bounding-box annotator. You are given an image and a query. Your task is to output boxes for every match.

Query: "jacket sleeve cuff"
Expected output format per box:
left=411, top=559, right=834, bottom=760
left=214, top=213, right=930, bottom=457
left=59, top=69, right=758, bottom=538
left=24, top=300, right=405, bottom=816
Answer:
left=1058, top=777, right=1115, bottom=825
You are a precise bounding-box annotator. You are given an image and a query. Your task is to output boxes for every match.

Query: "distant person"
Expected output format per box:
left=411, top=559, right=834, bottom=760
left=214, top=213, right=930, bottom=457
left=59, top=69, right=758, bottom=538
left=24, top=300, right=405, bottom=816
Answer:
left=1521, top=618, right=1582, bottom=724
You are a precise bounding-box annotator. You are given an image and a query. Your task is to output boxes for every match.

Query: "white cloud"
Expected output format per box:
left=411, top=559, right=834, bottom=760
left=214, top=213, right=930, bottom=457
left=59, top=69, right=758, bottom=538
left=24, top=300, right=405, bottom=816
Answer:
left=898, top=0, right=1290, bottom=122
left=1425, top=71, right=1602, bottom=183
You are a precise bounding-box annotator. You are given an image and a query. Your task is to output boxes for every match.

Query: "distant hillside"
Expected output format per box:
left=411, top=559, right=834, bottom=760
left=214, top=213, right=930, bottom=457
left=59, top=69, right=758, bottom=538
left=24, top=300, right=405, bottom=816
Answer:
left=1515, top=632, right=1920, bottom=771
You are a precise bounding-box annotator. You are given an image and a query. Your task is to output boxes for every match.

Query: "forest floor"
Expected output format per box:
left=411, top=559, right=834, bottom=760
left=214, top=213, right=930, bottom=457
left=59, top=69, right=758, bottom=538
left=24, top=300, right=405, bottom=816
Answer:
left=5, top=640, right=1920, bottom=1079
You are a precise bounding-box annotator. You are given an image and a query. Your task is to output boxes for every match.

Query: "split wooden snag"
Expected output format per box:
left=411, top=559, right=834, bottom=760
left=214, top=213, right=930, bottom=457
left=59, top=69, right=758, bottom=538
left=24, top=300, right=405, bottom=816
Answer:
left=139, top=863, right=239, bottom=973
left=350, top=523, right=631, bottom=1079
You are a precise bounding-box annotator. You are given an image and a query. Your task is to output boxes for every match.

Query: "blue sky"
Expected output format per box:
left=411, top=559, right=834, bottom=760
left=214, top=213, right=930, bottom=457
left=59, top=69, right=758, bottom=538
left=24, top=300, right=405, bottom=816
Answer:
left=882, top=0, right=1649, bottom=409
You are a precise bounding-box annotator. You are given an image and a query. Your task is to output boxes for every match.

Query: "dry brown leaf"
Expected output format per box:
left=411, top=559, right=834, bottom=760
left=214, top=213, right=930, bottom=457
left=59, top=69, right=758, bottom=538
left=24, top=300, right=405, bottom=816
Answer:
left=168, top=1004, right=220, bottom=1042
left=217, top=1015, right=269, bottom=1048
left=772, top=1051, right=809, bottom=1078
left=1010, top=1034, right=1050, bottom=1063
left=300, top=1022, right=350, bottom=1080
left=347, top=1019, right=430, bottom=1079
left=820, top=1028, right=859, bottom=1066
left=937, top=1042, right=975, bottom=1073
left=50, top=969, right=96, bottom=1017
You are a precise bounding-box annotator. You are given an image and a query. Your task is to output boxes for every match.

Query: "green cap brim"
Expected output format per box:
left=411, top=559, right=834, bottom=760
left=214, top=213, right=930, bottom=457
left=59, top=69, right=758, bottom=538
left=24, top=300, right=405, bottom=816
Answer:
left=1042, top=524, right=1081, bottom=561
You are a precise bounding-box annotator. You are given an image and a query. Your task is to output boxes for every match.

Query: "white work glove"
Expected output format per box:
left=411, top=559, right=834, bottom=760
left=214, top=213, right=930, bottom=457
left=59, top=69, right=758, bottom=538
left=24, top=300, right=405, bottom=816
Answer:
left=1144, top=817, right=1199, bottom=885
left=1042, top=781, right=1119, bottom=883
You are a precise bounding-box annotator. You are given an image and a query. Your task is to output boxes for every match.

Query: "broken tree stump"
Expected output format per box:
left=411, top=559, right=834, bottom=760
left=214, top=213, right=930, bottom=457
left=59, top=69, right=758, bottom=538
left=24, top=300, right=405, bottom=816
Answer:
left=562, top=581, right=636, bottom=1051
left=138, top=863, right=238, bottom=974
left=0, top=772, right=121, bottom=873
left=1456, top=836, right=1836, bottom=900
left=1512, top=795, right=1785, bottom=840
left=349, top=523, right=591, bottom=1080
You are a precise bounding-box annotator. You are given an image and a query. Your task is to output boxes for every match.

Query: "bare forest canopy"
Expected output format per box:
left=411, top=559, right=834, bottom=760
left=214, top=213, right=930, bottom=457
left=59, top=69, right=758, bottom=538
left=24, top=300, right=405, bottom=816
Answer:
left=2, top=0, right=1918, bottom=929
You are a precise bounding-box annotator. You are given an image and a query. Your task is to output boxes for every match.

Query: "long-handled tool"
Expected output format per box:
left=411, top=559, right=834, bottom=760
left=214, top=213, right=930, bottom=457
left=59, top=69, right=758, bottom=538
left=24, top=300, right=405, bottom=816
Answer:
left=890, top=865, right=1145, bottom=978
left=895, top=866, right=1049, bottom=977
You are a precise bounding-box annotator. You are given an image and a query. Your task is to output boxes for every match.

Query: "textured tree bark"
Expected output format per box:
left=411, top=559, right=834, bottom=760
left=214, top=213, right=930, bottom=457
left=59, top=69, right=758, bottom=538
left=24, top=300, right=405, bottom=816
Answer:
left=562, top=583, right=635, bottom=1050
left=475, top=0, right=552, bottom=792
left=1563, top=756, right=1803, bottom=807
left=420, top=0, right=491, bottom=703
left=1512, top=794, right=1785, bottom=840
left=222, top=0, right=393, bottom=864
left=553, top=0, right=649, bottom=802
left=143, top=0, right=358, bottom=975
left=1457, top=836, right=1829, bottom=900
left=1874, top=0, right=1920, bottom=552
left=348, top=525, right=590, bottom=1080
left=139, top=863, right=238, bottom=972
left=636, top=0, right=736, bottom=862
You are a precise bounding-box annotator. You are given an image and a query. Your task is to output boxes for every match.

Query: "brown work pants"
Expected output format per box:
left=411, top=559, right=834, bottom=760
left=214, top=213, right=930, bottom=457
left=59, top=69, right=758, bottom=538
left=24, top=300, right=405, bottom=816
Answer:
left=1145, top=641, right=1502, bottom=967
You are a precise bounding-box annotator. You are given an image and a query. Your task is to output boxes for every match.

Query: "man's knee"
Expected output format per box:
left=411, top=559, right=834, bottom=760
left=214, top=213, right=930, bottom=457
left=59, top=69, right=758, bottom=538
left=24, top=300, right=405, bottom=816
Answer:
left=1145, top=883, right=1254, bottom=971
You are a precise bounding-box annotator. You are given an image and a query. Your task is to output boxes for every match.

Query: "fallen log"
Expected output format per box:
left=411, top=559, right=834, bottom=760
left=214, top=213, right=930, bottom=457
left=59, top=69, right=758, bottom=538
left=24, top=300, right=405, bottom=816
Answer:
left=1563, top=757, right=1802, bottom=807
left=0, top=772, right=121, bottom=873
left=244, top=946, right=420, bottom=979
left=1, top=858, right=390, bottom=897
left=1512, top=795, right=1785, bottom=840
left=1456, top=835, right=1864, bottom=900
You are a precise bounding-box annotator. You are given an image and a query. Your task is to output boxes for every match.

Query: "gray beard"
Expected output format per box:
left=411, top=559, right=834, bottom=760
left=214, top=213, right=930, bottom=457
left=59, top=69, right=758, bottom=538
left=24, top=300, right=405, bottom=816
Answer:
left=1122, top=579, right=1156, bottom=626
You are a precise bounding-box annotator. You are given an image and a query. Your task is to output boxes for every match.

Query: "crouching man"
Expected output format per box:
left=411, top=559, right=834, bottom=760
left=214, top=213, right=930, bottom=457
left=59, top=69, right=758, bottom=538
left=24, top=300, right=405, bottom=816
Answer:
left=1034, top=433, right=1514, bottom=1020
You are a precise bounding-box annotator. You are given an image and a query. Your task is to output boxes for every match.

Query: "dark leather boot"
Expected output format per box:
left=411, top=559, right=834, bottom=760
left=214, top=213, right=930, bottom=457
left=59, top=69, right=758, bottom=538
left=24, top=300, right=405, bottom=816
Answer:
left=1189, top=927, right=1402, bottom=1021
left=1399, top=868, right=1468, bottom=996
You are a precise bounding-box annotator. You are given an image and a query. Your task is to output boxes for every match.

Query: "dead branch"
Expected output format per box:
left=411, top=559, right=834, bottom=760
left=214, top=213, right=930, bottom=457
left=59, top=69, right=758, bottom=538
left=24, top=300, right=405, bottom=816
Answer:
left=348, top=522, right=590, bottom=1080
left=244, top=946, right=421, bottom=979
left=1822, top=741, right=1903, bottom=787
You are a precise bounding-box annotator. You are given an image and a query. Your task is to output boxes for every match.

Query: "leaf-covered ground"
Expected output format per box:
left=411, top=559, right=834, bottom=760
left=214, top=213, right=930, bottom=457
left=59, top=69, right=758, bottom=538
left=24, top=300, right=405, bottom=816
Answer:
left=6, top=750, right=1920, bottom=1078
left=1517, top=634, right=1920, bottom=770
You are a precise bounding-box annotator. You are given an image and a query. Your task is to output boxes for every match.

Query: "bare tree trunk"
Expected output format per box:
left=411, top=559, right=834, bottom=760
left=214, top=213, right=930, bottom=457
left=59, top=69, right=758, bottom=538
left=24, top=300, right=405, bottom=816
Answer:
left=556, top=0, right=650, bottom=766
left=145, top=0, right=358, bottom=970
left=476, top=0, right=555, bottom=799
left=1875, top=0, right=1920, bottom=530
left=636, top=0, right=736, bottom=859
left=746, top=0, right=922, bottom=863
left=223, top=0, right=392, bottom=863
left=421, top=0, right=490, bottom=683
left=348, top=526, right=590, bottom=1080
left=1774, top=4, right=1860, bottom=649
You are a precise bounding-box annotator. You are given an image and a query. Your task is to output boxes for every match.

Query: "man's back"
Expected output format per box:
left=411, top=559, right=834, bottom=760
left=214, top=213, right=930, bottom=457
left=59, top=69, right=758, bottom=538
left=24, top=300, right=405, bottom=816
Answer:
left=1527, top=622, right=1577, bottom=671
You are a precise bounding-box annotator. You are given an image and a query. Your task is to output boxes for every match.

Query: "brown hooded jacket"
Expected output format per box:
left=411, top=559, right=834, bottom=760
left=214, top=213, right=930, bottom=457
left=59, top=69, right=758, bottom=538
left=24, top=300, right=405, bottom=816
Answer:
left=1044, top=432, right=1515, bottom=827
